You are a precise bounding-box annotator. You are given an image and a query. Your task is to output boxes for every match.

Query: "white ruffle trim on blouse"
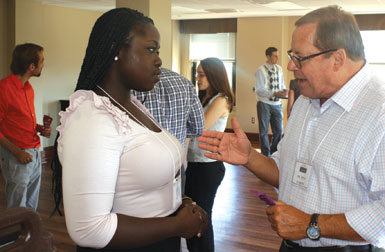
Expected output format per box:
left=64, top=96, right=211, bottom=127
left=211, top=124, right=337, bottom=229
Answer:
left=56, top=90, right=154, bottom=142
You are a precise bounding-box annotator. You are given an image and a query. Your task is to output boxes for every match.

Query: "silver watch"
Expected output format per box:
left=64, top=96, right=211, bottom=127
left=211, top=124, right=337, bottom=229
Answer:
left=306, top=213, right=321, bottom=240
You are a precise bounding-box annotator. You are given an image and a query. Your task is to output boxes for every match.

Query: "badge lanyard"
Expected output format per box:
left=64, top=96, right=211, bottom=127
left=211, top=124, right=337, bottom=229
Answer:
left=97, top=85, right=182, bottom=208
left=297, top=104, right=346, bottom=163
left=293, top=103, right=346, bottom=188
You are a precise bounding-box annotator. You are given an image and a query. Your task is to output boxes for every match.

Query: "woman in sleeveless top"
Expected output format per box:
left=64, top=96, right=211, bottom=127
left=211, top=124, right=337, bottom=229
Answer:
left=185, top=57, right=234, bottom=252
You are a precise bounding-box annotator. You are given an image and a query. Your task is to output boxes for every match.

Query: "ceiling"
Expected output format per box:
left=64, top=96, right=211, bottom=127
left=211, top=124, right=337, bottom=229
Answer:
left=34, top=0, right=385, bottom=20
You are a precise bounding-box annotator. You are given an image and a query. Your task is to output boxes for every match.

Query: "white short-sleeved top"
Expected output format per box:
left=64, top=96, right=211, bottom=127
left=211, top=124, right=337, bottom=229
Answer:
left=57, top=90, right=183, bottom=249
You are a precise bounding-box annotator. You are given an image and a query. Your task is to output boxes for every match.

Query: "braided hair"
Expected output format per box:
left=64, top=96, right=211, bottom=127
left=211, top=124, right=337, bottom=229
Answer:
left=76, top=8, right=153, bottom=91
left=51, top=8, right=153, bottom=216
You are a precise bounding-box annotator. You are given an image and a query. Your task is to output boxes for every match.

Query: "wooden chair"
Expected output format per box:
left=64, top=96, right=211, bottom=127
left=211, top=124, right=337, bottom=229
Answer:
left=0, top=207, right=55, bottom=252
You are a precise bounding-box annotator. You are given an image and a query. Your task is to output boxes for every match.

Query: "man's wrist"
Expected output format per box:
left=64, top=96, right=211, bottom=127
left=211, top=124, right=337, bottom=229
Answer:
left=244, top=148, right=257, bottom=169
left=306, top=213, right=321, bottom=240
left=36, top=124, right=43, bottom=132
left=12, top=147, right=25, bottom=160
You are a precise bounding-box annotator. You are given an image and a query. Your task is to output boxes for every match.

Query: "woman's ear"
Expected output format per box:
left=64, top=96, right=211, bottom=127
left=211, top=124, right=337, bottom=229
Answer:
left=110, top=42, right=121, bottom=62
left=114, top=47, right=125, bottom=63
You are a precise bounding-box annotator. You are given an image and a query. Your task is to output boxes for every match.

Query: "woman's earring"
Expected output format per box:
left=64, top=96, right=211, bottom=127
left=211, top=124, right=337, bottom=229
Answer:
left=114, top=56, right=119, bottom=61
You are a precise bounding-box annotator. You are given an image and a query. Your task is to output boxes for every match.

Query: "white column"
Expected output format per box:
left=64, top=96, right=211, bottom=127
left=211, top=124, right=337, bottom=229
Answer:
left=116, top=0, right=172, bottom=69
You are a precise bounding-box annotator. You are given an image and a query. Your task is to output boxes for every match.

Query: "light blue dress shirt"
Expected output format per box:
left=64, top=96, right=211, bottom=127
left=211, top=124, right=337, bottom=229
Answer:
left=272, top=64, right=385, bottom=248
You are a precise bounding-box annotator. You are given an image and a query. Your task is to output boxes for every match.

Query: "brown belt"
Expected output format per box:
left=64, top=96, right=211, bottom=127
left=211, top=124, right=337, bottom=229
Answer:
left=282, top=239, right=372, bottom=252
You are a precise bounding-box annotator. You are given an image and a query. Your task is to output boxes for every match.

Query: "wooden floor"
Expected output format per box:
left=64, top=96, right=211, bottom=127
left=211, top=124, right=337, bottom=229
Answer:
left=209, top=162, right=282, bottom=252
left=0, top=147, right=282, bottom=252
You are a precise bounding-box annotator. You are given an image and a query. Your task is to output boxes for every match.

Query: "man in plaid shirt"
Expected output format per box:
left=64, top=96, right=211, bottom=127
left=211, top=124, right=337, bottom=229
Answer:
left=133, top=68, right=204, bottom=192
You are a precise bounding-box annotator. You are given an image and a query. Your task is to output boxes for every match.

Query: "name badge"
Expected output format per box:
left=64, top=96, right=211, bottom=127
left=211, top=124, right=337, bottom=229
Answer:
left=292, top=161, right=312, bottom=188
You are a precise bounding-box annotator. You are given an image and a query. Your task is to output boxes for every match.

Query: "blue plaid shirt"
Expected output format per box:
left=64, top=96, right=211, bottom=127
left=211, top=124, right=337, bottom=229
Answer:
left=272, top=64, right=385, bottom=248
left=132, top=68, right=204, bottom=148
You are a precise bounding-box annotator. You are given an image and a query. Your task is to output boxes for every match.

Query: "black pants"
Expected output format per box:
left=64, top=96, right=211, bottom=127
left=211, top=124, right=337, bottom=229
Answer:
left=184, top=161, right=226, bottom=252
left=77, top=236, right=180, bottom=252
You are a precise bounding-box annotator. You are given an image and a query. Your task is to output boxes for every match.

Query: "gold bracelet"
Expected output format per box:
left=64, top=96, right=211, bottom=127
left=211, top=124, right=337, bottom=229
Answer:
left=182, top=195, right=192, bottom=201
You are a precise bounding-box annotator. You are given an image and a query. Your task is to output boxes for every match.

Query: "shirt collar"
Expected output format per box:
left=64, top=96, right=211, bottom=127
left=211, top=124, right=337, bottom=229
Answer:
left=310, top=62, right=370, bottom=113
left=10, top=73, right=30, bottom=90
left=264, top=62, right=276, bottom=70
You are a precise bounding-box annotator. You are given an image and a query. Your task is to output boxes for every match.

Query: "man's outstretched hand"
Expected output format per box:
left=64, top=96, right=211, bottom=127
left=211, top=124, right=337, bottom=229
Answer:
left=198, top=117, right=252, bottom=166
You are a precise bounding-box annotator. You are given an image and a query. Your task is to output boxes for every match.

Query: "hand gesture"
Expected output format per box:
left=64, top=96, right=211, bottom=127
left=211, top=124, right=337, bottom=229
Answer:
left=198, top=117, right=252, bottom=166
left=176, top=199, right=208, bottom=238
left=266, top=201, right=309, bottom=240
left=16, top=150, right=33, bottom=164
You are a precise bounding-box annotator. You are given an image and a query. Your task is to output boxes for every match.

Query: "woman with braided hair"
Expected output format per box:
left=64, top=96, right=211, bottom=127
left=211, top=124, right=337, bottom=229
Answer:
left=53, top=8, right=207, bottom=251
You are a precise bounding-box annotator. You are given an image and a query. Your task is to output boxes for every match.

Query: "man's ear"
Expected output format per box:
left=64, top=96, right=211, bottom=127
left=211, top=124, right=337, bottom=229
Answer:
left=28, top=63, right=36, bottom=72
left=332, top=49, right=346, bottom=72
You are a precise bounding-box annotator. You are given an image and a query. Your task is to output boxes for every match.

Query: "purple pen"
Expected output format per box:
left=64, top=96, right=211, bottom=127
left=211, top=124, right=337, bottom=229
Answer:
left=250, top=189, right=276, bottom=206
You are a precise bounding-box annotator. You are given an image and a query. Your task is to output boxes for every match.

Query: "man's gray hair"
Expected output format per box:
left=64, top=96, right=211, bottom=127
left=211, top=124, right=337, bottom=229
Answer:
left=295, top=5, right=365, bottom=61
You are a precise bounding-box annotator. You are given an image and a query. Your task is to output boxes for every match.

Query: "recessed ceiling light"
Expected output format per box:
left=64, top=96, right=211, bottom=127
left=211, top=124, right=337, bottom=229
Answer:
left=262, top=1, right=306, bottom=10
left=205, top=8, right=240, bottom=13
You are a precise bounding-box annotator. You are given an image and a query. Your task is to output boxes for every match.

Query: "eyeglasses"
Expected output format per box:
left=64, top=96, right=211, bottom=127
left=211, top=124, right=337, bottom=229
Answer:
left=287, top=49, right=338, bottom=68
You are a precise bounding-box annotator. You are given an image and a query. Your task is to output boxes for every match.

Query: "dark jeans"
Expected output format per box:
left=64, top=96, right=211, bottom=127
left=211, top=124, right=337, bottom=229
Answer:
left=77, top=237, right=180, bottom=252
left=185, top=161, right=226, bottom=252
left=257, top=101, right=283, bottom=157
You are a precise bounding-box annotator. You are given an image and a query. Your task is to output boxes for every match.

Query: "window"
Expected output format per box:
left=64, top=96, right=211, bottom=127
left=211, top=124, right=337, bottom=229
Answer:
left=360, top=30, right=385, bottom=75
left=190, top=33, right=236, bottom=61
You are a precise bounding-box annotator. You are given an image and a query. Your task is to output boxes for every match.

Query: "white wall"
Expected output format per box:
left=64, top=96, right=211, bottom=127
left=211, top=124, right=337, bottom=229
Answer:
left=116, top=0, right=173, bottom=69
left=234, top=16, right=300, bottom=133
left=14, top=0, right=102, bottom=147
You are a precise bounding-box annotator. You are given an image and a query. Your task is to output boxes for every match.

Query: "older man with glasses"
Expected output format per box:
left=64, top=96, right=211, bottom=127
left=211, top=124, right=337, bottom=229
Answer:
left=198, top=5, right=385, bottom=251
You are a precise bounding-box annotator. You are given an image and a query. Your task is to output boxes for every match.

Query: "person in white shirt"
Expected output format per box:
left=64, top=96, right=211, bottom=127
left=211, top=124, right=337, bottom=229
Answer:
left=198, top=5, right=385, bottom=251
left=53, top=8, right=207, bottom=252
left=255, top=47, right=287, bottom=157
